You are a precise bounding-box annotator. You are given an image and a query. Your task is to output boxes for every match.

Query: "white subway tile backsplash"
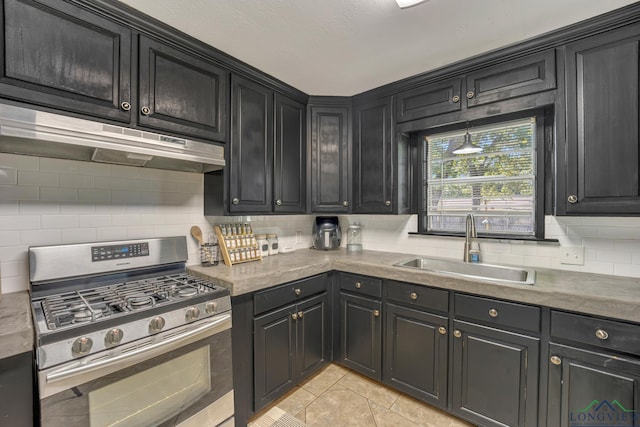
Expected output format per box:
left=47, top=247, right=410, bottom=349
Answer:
left=60, top=201, right=95, bottom=215
left=0, top=245, right=28, bottom=263
left=96, top=227, right=128, bottom=241
left=41, top=215, right=79, bottom=229
left=18, top=170, right=59, bottom=187
left=112, top=215, right=141, bottom=227
left=61, top=228, right=97, bottom=243
left=59, top=173, right=94, bottom=188
left=95, top=175, right=128, bottom=190
left=19, top=201, right=60, bottom=215
left=39, top=157, right=79, bottom=173
left=1, top=259, right=28, bottom=278
left=78, top=215, right=112, bottom=228
left=78, top=188, right=110, bottom=203
left=77, top=161, right=110, bottom=176
left=0, top=167, right=17, bottom=185
left=582, top=261, right=615, bottom=275
left=613, top=264, right=640, bottom=278
left=0, top=215, right=40, bottom=231
left=1, top=276, right=29, bottom=294
left=111, top=190, right=140, bottom=203
left=597, top=250, right=632, bottom=264
left=0, top=153, right=38, bottom=171
left=0, top=184, right=39, bottom=201
left=126, top=225, right=156, bottom=238
left=20, top=229, right=61, bottom=245
left=0, top=231, right=21, bottom=246
left=0, top=201, right=18, bottom=215
left=40, top=187, right=77, bottom=202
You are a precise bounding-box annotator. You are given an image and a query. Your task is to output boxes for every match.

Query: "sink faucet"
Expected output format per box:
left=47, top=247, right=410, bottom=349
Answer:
left=463, top=214, right=480, bottom=263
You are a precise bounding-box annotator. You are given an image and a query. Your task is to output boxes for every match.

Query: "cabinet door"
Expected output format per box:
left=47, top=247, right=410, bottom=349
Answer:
left=396, top=77, right=462, bottom=122
left=309, top=105, right=351, bottom=213
left=465, top=49, right=556, bottom=108
left=339, top=292, right=382, bottom=380
left=274, top=94, right=306, bottom=213
left=384, top=303, right=447, bottom=408
left=254, top=304, right=295, bottom=410
left=452, top=320, right=539, bottom=427
left=229, top=75, right=273, bottom=213
left=547, top=343, right=640, bottom=427
left=138, top=35, right=228, bottom=142
left=296, top=293, right=330, bottom=381
left=0, top=351, right=33, bottom=427
left=563, top=24, right=640, bottom=214
left=1, top=0, right=131, bottom=122
left=353, top=97, right=394, bottom=213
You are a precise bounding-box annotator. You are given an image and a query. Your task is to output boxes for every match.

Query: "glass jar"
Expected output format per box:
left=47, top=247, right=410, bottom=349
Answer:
left=267, top=234, right=279, bottom=255
left=256, top=234, right=269, bottom=257
left=346, top=223, right=363, bottom=252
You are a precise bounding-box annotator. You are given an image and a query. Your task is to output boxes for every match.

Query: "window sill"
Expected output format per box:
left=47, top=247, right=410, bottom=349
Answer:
left=408, top=231, right=559, bottom=244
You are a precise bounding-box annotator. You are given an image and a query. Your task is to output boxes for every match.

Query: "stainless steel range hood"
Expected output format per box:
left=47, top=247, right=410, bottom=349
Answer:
left=0, top=104, right=225, bottom=173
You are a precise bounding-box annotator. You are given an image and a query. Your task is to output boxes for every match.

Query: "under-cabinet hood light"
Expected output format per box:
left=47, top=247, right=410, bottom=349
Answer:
left=395, top=0, right=428, bottom=9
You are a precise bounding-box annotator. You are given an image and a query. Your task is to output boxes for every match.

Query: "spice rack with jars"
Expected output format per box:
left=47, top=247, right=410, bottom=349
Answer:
left=214, top=223, right=262, bottom=266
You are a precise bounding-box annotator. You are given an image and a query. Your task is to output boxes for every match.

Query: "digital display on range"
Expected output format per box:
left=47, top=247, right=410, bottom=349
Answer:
left=91, top=243, right=149, bottom=262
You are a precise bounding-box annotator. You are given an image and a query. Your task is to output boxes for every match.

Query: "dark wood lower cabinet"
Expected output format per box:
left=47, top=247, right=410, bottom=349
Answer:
left=339, top=292, right=382, bottom=380
left=253, top=292, right=329, bottom=411
left=384, top=303, right=447, bottom=408
left=451, top=320, right=539, bottom=427
left=547, top=343, right=640, bottom=427
left=0, top=351, right=33, bottom=427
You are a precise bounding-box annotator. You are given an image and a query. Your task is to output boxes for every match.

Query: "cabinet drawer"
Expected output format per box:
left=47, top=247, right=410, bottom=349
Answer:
left=465, top=49, right=556, bottom=108
left=339, top=273, right=382, bottom=298
left=551, top=311, right=640, bottom=355
left=254, top=274, right=327, bottom=315
left=396, top=77, right=462, bottom=122
left=454, top=294, right=540, bottom=333
left=386, top=280, right=448, bottom=313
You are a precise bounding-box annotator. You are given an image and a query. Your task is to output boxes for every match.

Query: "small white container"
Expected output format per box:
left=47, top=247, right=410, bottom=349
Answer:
left=267, top=234, right=279, bottom=255
left=256, top=234, right=269, bottom=257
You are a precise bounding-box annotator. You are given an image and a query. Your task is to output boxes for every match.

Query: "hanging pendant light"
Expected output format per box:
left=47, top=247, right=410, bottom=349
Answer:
left=453, top=125, right=483, bottom=155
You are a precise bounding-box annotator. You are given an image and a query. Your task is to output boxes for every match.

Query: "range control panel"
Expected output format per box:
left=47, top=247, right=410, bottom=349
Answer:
left=91, top=242, right=150, bottom=262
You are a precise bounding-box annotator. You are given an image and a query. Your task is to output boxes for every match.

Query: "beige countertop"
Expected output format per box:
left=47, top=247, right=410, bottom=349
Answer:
left=0, top=291, right=34, bottom=359
left=188, top=248, right=640, bottom=324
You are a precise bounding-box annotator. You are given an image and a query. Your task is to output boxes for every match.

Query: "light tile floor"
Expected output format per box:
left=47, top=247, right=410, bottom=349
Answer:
left=248, top=364, right=474, bottom=427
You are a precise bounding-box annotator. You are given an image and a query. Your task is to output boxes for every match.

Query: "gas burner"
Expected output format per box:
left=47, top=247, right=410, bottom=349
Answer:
left=72, top=309, right=104, bottom=323
left=126, top=295, right=155, bottom=310
left=178, top=288, right=198, bottom=298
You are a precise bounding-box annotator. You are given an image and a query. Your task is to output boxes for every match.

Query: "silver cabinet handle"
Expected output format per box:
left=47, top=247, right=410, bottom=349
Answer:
left=343, top=201, right=349, bottom=207
left=275, top=199, right=282, bottom=206
left=355, top=282, right=362, bottom=289
left=466, top=90, right=475, bottom=99
left=438, top=326, right=447, bottom=335
left=232, top=198, right=239, bottom=205
left=550, top=355, right=562, bottom=366
left=453, top=330, right=462, bottom=338
left=385, top=201, right=391, bottom=207
left=595, top=329, right=609, bottom=340
left=488, top=308, right=498, bottom=318
left=120, top=101, right=131, bottom=111
left=410, top=292, right=418, bottom=300
left=452, top=95, right=460, bottom=103
left=294, top=288, right=301, bottom=296
left=373, top=310, right=380, bottom=317
left=568, top=195, right=578, bottom=203
left=141, top=106, right=151, bottom=115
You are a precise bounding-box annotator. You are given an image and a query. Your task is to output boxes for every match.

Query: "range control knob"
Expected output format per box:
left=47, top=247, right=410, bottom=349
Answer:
left=72, top=336, right=93, bottom=356
left=149, top=316, right=166, bottom=334
left=205, top=301, right=218, bottom=315
left=186, top=306, right=201, bottom=322
left=104, top=328, right=124, bottom=347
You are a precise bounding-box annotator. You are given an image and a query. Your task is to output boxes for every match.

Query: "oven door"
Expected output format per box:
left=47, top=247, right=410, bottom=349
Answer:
left=38, top=313, right=233, bottom=427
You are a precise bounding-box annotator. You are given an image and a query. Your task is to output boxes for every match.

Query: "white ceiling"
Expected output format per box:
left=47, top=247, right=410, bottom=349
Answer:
left=119, top=0, right=638, bottom=96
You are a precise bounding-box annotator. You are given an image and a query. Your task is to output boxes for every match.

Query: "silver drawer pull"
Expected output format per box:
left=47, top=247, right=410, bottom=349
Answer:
left=438, top=326, right=447, bottom=335
left=488, top=308, right=498, bottom=318
left=550, top=355, right=562, bottom=366
left=453, top=330, right=462, bottom=338
left=410, top=292, right=418, bottom=300
left=595, top=329, right=609, bottom=340
left=355, top=282, right=362, bottom=289
left=294, top=288, right=301, bottom=296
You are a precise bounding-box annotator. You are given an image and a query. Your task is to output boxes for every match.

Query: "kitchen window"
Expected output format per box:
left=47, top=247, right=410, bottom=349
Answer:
left=418, top=112, right=546, bottom=239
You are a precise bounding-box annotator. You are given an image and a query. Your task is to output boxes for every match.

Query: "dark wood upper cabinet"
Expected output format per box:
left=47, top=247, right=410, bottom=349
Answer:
left=0, top=0, right=131, bottom=122
left=396, top=77, right=462, bottom=122
left=138, top=35, right=228, bottom=142
left=274, top=94, right=306, bottom=214
left=465, top=49, right=556, bottom=107
left=228, top=75, right=273, bottom=214
left=353, top=97, right=394, bottom=213
left=309, top=101, right=351, bottom=213
left=561, top=23, right=640, bottom=214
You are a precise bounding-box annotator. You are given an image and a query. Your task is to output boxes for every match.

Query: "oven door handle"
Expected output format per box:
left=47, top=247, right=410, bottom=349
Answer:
left=46, top=313, right=231, bottom=384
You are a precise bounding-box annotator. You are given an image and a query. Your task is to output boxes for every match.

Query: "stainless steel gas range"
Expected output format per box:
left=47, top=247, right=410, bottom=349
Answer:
left=29, top=236, right=234, bottom=427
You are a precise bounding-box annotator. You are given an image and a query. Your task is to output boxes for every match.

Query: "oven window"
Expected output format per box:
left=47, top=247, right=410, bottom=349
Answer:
left=88, top=346, right=211, bottom=427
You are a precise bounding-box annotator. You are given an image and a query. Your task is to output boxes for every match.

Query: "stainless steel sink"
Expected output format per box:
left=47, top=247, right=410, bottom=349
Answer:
left=394, top=257, right=535, bottom=285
